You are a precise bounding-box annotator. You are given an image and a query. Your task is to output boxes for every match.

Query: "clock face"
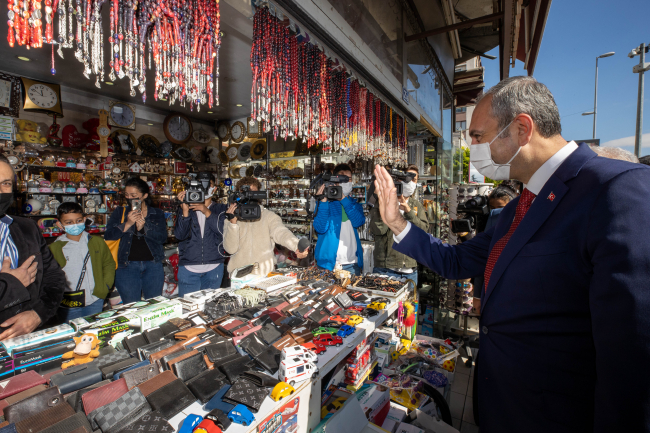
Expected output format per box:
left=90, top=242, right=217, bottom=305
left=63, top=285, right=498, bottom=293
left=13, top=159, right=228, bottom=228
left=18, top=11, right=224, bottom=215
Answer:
left=28, top=84, right=58, bottom=108
left=168, top=115, right=191, bottom=142
left=98, top=127, right=110, bottom=137
left=217, top=123, right=230, bottom=140
left=232, top=124, right=243, bottom=139
left=110, top=103, right=135, bottom=128
left=226, top=147, right=238, bottom=160
left=112, top=167, right=121, bottom=174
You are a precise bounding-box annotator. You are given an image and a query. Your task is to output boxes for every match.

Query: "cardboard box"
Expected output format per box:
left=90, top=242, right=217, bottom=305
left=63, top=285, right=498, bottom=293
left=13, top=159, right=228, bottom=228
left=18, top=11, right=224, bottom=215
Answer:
left=12, top=339, right=76, bottom=368
left=395, top=423, right=424, bottom=433
left=1, top=325, right=75, bottom=355
left=381, top=403, right=408, bottom=433
left=135, top=300, right=183, bottom=331
left=355, top=385, right=390, bottom=426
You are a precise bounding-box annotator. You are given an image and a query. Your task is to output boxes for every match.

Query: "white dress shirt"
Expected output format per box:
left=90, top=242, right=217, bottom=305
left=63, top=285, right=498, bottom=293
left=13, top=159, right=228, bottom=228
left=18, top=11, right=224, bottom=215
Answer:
left=394, top=141, right=579, bottom=243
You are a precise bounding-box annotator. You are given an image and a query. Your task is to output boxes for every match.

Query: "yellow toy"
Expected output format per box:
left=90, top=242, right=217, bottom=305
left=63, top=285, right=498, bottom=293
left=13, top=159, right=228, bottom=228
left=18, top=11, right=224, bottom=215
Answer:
left=61, top=333, right=101, bottom=369
left=347, top=315, right=363, bottom=326
left=442, top=359, right=456, bottom=372
left=15, top=119, right=47, bottom=145
left=391, top=339, right=413, bottom=361
left=271, top=382, right=295, bottom=402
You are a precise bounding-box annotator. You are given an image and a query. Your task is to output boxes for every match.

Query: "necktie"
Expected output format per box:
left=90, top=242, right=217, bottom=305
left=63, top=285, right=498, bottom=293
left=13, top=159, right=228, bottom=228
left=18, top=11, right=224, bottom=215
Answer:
left=0, top=216, right=18, bottom=270
left=484, top=188, right=536, bottom=290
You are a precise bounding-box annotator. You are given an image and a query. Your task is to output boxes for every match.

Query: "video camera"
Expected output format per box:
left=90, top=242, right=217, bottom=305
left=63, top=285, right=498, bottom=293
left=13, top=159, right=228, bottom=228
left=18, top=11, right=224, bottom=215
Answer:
left=227, top=185, right=267, bottom=221
left=451, top=195, right=490, bottom=234
left=365, top=168, right=417, bottom=208
left=184, top=172, right=212, bottom=204
left=310, top=172, right=350, bottom=201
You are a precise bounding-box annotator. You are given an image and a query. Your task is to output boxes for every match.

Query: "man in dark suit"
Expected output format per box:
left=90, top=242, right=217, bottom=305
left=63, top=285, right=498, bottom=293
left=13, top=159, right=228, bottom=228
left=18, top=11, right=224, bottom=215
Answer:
left=0, top=155, right=67, bottom=340
left=374, top=76, right=650, bottom=432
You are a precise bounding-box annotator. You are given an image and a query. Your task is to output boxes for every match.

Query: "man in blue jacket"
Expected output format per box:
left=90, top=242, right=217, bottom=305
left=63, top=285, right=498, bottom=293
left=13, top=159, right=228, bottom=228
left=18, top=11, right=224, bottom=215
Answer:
left=175, top=176, right=228, bottom=295
left=373, top=76, right=650, bottom=432
left=313, top=164, right=366, bottom=275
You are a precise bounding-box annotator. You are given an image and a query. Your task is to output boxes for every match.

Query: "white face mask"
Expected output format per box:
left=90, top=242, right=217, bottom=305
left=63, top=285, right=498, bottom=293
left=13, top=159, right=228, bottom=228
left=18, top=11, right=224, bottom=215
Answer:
left=341, top=182, right=353, bottom=197
left=470, top=119, right=520, bottom=180
left=402, top=181, right=416, bottom=198
left=208, top=186, right=216, bottom=197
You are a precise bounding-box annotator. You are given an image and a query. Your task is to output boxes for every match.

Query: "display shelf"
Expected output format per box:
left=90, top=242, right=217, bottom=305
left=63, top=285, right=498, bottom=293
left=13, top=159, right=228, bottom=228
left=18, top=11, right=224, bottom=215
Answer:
left=18, top=191, right=117, bottom=195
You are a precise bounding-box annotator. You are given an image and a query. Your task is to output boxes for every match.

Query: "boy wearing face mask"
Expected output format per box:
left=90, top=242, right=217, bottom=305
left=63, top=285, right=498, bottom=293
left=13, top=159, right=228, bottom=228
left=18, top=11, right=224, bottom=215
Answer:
left=175, top=174, right=229, bottom=295
left=370, top=165, right=428, bottom=285
left=313, top=164, right=366, bottom=275
left=50, top=202, right=116, bottom=322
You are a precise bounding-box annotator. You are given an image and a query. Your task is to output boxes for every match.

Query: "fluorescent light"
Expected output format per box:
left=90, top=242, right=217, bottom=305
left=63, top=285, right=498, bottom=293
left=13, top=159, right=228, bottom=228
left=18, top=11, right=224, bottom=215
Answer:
left=17, top=56, right=30, bottom=61
left=207, top=111, right=213, bottom=114
left=236, top=104, right=243, bottom=107
left=105, top=81, right=114, bottom=85
left=147, top=123, right=154, bottom=126
left=160, top=98, right=167, bottom=101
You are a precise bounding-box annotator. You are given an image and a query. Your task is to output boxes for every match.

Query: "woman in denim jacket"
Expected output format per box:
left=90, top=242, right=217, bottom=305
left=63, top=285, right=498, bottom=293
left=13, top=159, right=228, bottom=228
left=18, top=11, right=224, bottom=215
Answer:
left=105, top=177, right=168, bottom=303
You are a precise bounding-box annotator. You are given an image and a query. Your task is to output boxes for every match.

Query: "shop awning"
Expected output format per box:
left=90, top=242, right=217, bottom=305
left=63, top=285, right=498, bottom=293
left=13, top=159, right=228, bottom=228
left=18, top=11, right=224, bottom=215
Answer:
left=453, top=67, right=485, bottom=107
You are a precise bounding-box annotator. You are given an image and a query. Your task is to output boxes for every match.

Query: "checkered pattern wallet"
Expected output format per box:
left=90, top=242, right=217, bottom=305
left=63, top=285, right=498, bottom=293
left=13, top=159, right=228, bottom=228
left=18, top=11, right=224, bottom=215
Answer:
left=92, top=388, right=151, bottom=433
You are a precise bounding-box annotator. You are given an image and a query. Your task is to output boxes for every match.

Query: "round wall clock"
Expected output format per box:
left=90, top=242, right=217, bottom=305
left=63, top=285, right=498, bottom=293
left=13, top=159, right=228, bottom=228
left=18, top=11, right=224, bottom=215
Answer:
left=108, top=101, right=136, bottom=130
left=193, top=128, right=211, bottom=144
left=230, top=121, right=245, bottom=143
left=237, top=142, right=252, bottom=161
left=163, top=112, right=193, bottom=145
left=226, top=145, right=239, bottom=162
left=216, top=121, right=231, bottom=141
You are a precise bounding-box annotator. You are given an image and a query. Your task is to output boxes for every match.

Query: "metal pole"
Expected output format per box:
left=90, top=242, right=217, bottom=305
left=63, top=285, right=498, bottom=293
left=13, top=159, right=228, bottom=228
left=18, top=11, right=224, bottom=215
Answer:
left=593, top=57, right=599, bottom=139
left=634, top=43, right=646, bottom=157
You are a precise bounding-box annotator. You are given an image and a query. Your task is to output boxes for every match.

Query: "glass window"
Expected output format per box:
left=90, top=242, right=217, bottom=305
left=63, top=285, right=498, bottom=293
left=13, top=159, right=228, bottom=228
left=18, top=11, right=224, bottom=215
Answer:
left=456, top=107, right=466, bottom=113
left=455, top=121, right=466, bottom=131
left=326, top=0, right=403, bottom=83
left=297, top=366, right=304, bottom=374
left=407, top=41, right=442, bottom=131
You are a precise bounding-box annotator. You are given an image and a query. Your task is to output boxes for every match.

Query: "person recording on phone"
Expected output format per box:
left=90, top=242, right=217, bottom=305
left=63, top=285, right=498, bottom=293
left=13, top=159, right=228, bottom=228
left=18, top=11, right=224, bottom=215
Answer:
left=313, top=164, right=366, bottom=275
left=105, top=177, right=167, bottom=303
left=370, top=165, right=427, bottom=284
left=223, top=176, right=308, bottom=277
left=175, top=172, right=228, bottom=295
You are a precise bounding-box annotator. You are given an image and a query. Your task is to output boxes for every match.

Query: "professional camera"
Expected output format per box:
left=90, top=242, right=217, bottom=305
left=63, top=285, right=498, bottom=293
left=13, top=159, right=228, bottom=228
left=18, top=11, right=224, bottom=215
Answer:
left=310, top=172, right=350, bottom=201
left=184, top=172, right=212, bottom=204
left=227, top=185, right=267, bottom=221
left=451, top=195, right=490, bottom=234
left=365, top=168, right=417, bottom=208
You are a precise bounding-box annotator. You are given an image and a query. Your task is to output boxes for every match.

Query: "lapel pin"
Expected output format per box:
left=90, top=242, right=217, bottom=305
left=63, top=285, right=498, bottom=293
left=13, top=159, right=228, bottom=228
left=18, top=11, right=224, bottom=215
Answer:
left=547, top=192, right=555, bottom=201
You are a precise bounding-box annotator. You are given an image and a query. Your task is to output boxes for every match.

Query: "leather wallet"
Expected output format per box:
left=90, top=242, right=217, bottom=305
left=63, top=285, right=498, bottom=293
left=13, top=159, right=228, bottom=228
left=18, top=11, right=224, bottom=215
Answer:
left=100, top=357, right=141, bottom=380
left=224, top=379, right=269, bottom=412
left=119, top=410, right=171, bottom=432
left=0, top=372, right=46, bottom=400
left=258, top=323, right=283, bottom=345
left=241, top=371, right=279, bottom=388
left=231, top=325, right=262, bottom=346
left=240, top=335, right=266, bottom=358
left=231, top=323, right=253, bottom=336
left=14, top=402, right=74, bottom=433
left=113, top=360, right=149, bottom=381
left=157, top=321, right=180, bottom=337
left=203, top=341, right=237, bottom=364
left=69, top=380, right=111, bottom=413
left=145, top=379, right=194, bottom=420
left=168, top=317, right=192, bottom=330
left=272, top=335, right=297, bottom=351
left=164, top=349, right=196, bottom=372
left=122, top=334, right=148, bottom=354
left=49, top=364, right=102, bottom=394
left=253, top=346, right=282, bottom=375
left=4, top=387, right=64, bottom=424
left=171, top=351, right=207, bottom=382
left=198, top=329, right=217, bottom=340
left=218, top=355, right=250, bottom=383
left=137, top=371, right=176, bottom=397
left=142, top=328, right=164, bottom=344
left=137, top=340, right=174, bottom=361
left=289, top=326, right=314, bottom=344
left=174, top=327, right=206, bottom=340
left=204, top=384, right=234, bottom=413
left=38, top=412, right=92, bottom=433
left=186, top=369, right=227, bottom=403
left=93, top=388, right=150, bottom=433
left=95, top=350, right=132, bottom=368
left=0, top=385, right=47, bottom=413
left=121, top=364, right=159, bottom=390
left=82, top=378, right=128, bottom=415
left=149, top=343, right=185, bottom=369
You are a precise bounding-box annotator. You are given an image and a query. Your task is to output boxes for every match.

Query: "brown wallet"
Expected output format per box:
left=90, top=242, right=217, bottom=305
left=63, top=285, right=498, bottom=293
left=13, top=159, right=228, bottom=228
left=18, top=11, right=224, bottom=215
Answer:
left=4, top=386, right=65, bottom=424
left=167, top=350, right=199, bottom=372
left=0, top=384, right=48, bottom=412
left=15, top=401, right=75, bottom=433
left=174, top=327, right=206, bottom=340
left=137, top=370, right=176, bottom=397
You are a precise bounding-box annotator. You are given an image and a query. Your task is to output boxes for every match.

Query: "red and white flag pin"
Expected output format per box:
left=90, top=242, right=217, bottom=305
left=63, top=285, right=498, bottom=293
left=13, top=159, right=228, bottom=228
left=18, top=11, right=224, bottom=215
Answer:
left=547, top=192, right=556, bottom=201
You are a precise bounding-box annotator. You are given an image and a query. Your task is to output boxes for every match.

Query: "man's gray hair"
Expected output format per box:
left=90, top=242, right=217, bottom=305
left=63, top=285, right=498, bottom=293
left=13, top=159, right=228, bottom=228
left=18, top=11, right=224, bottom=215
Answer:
left=478, top=76, right=562, bottom=138
left=591, top=145, right=639, bottom=163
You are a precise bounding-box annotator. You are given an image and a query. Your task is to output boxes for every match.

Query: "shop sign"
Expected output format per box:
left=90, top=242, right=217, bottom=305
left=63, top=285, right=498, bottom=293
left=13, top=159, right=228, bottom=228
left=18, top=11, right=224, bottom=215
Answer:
left=258, top=397, right=300, bottom=433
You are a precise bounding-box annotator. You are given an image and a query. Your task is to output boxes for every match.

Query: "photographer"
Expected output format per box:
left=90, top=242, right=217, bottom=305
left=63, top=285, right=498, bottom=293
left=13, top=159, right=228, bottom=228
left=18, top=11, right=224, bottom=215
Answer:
left=223, top=176, right=308, bottom=277
left=370, top=165, right=427, bottom=284
left=313, top=164, right=366, bottom=275
left=484, top=182, right=520, bottom=231
left=175, top=172, right=228, bottom=295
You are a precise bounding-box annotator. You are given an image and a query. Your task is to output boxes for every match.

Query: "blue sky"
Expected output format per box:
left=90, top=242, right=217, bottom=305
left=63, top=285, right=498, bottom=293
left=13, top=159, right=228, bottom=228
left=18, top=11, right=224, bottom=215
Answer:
left=481, top=0, right=650, bottom=156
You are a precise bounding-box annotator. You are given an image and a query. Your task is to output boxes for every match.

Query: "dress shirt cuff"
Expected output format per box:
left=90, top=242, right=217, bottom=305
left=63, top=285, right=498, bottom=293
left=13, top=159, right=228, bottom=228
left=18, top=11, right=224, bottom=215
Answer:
left=393, top=222, right=412, bottom=244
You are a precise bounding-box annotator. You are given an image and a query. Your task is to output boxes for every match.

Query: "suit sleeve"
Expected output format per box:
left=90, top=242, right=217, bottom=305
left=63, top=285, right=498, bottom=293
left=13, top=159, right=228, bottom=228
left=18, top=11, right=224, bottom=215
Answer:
left=174, top=207, right=192, bottom=240
left=312, top=201, right=331, bottom=234
left=341, top=197, right=365, bottom=228
left=31, top=223, right=67, bottom=323
left=585, top=168, right=650, bottom=430
left=392, top=223, right=493, bottom=280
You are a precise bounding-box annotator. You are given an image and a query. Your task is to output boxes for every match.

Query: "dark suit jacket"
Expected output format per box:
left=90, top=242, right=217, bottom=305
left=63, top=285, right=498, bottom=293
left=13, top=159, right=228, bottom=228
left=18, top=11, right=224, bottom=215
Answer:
left=394, top=143, right=650, bottom=432
left=0, top=216, right=67, bottom=324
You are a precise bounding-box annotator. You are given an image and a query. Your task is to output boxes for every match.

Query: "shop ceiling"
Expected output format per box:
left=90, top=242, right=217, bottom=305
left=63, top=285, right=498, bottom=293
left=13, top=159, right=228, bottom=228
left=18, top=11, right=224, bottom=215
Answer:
left=0, top=0, right=255, bottom=123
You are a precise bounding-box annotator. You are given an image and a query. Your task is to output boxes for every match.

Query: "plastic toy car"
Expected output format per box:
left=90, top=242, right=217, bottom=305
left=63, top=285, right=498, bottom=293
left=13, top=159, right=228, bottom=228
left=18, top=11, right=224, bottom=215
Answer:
left=321, top=397, right=347, bottom=419
left=312, top=327, right=339, bottom=336
left=283, top=346, right=317, bottom=362
left=361, top=307, right=379, bottom=317
left=328, top=314, right=349, bottom=324
left=346, top=305, right=365, bottom=312
left=347, top=315, right=363, bottom=326
left=228, top=405, right=255, bottom=426
left=337, top=325, right=356, bottom=338
left=179, top=415, right=203, bottom=433
left=367, top=301, right=387, bottom=310
left=302, top=342, right=327, bottom=355
left=205, top=408, right=231, bottom=431
left=313, top=334, right=343, bottom=347
left=271, top=382, right=296, bottom=401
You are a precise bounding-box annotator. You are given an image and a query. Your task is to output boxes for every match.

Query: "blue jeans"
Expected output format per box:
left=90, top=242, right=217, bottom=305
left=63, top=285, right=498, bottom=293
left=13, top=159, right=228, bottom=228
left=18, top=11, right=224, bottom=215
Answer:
left=115, top=261, right=164, bottom=304
left=373, top=267, right=418, bottom=286
left=177, top=264, right=224, bottom=297
left=57, top=298, right=104, bottom=323
left=319, top=263, right=361, bottom=276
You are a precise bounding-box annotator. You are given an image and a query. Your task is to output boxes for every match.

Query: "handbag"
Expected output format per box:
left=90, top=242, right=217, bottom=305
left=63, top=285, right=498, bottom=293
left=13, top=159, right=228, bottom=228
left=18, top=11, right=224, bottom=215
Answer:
left=105, top=207, right=126, bottom=269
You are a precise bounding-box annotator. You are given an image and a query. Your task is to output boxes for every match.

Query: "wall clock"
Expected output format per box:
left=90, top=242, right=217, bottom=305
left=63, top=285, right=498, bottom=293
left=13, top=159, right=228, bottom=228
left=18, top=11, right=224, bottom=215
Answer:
left=216, top=121, right=231, bottom=141
left=20, top=78, right=63, bottom=116
left=192, top=127, right=211, bottom=144
left=230, top=121, right=245, bottom=143
left=108, top=101, right=136, bottom=130
left=97, top=109, right=111, bottom=157
left=163, top=112, right=193, bottom=145
left=226, top=144, right=239, bottom=162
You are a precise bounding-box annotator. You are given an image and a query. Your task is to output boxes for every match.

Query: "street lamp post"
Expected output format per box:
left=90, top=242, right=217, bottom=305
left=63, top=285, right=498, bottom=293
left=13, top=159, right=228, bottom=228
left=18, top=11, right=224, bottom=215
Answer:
left=592, top=52, right=615, bottom=139
left=630, top=43, right=650, bottom=157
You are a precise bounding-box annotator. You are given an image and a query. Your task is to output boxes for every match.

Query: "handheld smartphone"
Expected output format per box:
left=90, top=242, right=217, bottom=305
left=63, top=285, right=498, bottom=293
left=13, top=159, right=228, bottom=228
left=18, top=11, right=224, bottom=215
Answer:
left=132, top=199, right=142, bottom=212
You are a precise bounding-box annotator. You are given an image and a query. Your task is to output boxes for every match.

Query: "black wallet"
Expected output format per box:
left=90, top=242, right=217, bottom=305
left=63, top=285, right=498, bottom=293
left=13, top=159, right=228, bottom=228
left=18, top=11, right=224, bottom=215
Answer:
left=50, top=364, right=103, bottom=394
left=95, top=350, right=131, bottom=368
left=186, top=369, right=227, bottom=403
left=157, top=321, right=180, bottom=337
left=219, top=354, right=251, bottom=383
left=142, top=328, right=164, bottom=344
left=122, top=334, right=148, bottom=354
left=224, top=379, right=269, bottom=412
left=253, top=346, right=282, bottom=375
left=258, top=323, right=283, bottom=345
left=39, top=411, right=93, bottom=433
left=203, top=341, right=237, bottom=363
left=100, top=357, right=141, bottom=380
left=145, top=379, right=195, bottom=420
left=137, top=340, right=174, bottom=361
left=197, top=329, right=217, bottom=340
left=160, top=348, right=193, bottom=371
left=171, top=351, right=207, bottom=382
left=241, top=370, right=280, bottom=388
left=122, top=410, right=171, bottom=432
left=240, top=335, right=266, bottom=358
left=92, top=387, right=150, bottom=433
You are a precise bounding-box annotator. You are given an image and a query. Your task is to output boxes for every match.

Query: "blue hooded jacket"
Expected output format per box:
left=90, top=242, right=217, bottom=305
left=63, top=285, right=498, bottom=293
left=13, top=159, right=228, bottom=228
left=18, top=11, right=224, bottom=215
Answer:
left=313, top=197, right=366, bottom=271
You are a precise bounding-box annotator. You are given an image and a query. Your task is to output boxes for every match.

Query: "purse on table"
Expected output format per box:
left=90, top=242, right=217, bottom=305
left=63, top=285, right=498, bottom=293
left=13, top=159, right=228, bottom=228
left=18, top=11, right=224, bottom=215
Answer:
left=218, top=354, right=251, bottom=383
left=82, top=378, right=128, bottom=415
left=223, top=379, right=269, bottom=412
left=68, top=380, right=112, bottom=413
left=171, top=351, right=207, bottom=382
left=4, top=387, right=64, bottom=424
left=122, top=410, right=171, bottom=432
left=241, top=370, right=280, bottom=388
left=136, top=371, right=176, bottom=398
left=14, top=402, right=74, bottom=433
left=95, top=350, right=131, bottom=368
left=122, top=334, right=148, bottom=354
left=121, top=364, right=159, bottom=390
left=203, top=385, right=234, bottom=413
left=142, top=328, right=164, bottom=344
left=186, top=369, right=228, bottom=403
left=0, top=372, right=46, bottom=400
left=0, top=385, right=48, bottom=413
left=203, top=341, right=237, bottom=364
left=112, top=360, right=149, bottom=381
left=144, top=379, right=195, bottom=420
left=92, top=387, right=150, bottom=433
left=137, top=340, right=174, bottom=361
